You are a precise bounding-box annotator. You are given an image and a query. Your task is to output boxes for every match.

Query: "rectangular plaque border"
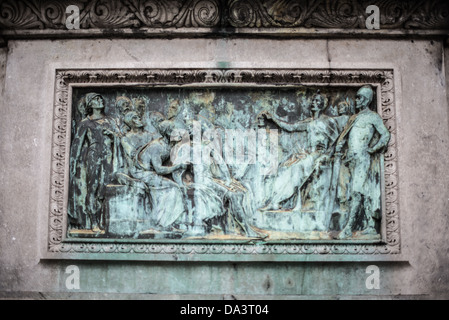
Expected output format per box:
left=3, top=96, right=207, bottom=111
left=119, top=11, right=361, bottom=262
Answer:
left=45, top=68, right=400, bottom=261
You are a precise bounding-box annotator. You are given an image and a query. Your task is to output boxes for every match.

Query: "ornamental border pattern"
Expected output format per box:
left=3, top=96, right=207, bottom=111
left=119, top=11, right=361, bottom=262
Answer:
left=47, top=68, right=400, bottom=258
left=1, top=0, right=448, bottom=30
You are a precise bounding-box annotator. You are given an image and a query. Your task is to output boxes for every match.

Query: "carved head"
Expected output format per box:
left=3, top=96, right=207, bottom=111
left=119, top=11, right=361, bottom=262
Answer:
left=338, top=100, right=354, bottom=116
left=201, top=104, right=216, bottom=122
left=116, top=96, right=132, bottom=115
left=124, top=111, right=143, bottom=130
left=356, top=85, right=374, bottom=110
left=311, top=91, right=326, bottom=112
left=148, top=111, right=165, bottom=130
left=159, top=119, right=189, bottom=145
left=149, top=111, right=165, bottom=124
left=85, top=93, right=104, bottom=113
left=159, top=120, right=174, bottom=139
left=133, top=96, right=146, bottom=116
left=225, top=102, right=234, bottom=115
left=167, top=99, right=180, bottom=120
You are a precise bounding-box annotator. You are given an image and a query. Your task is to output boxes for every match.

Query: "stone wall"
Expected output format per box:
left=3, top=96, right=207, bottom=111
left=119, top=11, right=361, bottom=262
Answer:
left=0, top=35, right=448, bottom=298
left=446, top=41, right=449, bottom=115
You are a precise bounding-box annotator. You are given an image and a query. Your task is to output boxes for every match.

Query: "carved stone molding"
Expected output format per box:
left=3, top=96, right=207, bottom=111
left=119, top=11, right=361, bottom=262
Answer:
left=46, top=67, right=400, bottom=261
left=0, top=0, right=447, bottom=33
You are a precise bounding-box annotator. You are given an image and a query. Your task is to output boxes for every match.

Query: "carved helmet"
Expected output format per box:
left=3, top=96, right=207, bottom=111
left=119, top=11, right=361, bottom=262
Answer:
left=77, top=93, right=102, bottom=118
left=85, top=93, right=102, bottom=107
left=357, top=85, right=374, bottom=106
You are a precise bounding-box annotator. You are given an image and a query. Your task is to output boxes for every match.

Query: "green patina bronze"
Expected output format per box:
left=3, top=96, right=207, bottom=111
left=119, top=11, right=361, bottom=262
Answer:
left=68, top=85, right=390, bottom=241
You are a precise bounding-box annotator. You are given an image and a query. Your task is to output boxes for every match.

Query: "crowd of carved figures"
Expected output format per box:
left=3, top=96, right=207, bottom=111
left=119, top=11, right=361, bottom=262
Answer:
left=68, top=85, right=390, bottom=240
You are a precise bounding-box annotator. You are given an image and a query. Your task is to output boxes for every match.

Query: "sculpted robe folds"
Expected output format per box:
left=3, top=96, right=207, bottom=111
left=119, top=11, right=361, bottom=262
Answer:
left=66, top=85, right=390, bottom=241
left=127, top=136, right=186, bottom=228
left=68, top=117, right=120, bottom=230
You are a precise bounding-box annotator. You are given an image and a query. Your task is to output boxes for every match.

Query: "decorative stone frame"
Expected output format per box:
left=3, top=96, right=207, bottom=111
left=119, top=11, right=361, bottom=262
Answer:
left=1, top=0, right=448, bottom=32
left=45, top=68, right=400, bottom=261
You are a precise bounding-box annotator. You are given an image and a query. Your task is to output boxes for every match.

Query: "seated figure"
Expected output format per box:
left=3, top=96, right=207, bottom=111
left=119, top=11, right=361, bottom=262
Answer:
left=118, top=110, right=187, bottom=231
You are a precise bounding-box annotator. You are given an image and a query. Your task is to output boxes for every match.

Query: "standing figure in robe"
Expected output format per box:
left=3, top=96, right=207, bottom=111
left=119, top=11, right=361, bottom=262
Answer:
left=68, top=93, right=121, bottom=232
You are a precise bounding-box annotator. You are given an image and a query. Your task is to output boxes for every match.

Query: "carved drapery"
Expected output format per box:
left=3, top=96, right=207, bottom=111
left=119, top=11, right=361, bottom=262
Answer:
left=47, top=68, right=400, bottom=260
left=0, top=0, right=447, bottom=31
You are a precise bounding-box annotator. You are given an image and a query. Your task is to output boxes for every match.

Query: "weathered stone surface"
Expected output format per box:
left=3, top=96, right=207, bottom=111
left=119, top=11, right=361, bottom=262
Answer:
left=0, top=46, right=5, bottom=101
left=446, top=43, right=449, bottom=115
left=0, top=37, right=448, bottom=298
left=1, top=0, right=448, bottom=31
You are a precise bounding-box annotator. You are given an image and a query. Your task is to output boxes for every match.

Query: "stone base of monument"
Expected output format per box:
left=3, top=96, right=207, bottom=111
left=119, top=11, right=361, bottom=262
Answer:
left=104, top=184, right=152, bottom=238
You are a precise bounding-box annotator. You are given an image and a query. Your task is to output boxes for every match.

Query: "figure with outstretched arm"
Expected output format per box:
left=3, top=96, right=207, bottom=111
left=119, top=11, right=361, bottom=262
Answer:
left=257, top=92, right=339, bottom=219
left=259, top=109, right=310, bottom=133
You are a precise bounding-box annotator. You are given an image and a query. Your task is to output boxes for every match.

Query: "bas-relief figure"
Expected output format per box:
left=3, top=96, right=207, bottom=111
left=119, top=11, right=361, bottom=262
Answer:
left=68, top=93, right=121, bottom=233
left=67, top=85, right=390, bottom=241
left=336, top=86, right=391, bottom=239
